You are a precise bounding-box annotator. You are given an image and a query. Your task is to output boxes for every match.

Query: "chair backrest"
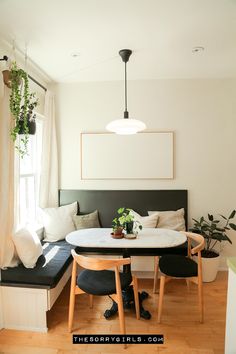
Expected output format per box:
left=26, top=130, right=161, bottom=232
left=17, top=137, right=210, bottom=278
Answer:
left=71, top=249, right=131, bottom=271
left=181, top=231, right=205, bottom=256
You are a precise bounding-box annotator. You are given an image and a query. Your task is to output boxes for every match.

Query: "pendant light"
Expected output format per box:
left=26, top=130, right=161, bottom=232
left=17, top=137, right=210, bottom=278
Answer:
left=106, top=49, right=146, bottom=135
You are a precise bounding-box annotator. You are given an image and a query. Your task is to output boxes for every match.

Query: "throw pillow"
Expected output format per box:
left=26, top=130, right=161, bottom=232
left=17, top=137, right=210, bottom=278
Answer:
left=130, top=210, right=159, bottom=228
left=41, top=202, right=77, bottom=242
left=148, top=208, right=186, bottom=231
left=72, top=210, right=100, bottom=230
left=13, top=227, right=43, bottom=268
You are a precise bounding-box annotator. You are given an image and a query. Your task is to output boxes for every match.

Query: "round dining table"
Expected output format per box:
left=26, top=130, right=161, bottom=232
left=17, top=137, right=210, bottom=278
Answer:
left=66, top=227, right=187, bottom=250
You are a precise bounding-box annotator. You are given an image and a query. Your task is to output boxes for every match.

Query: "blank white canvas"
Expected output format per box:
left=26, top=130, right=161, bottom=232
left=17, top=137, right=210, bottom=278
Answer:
left=81, top=132, right=174, bottom=179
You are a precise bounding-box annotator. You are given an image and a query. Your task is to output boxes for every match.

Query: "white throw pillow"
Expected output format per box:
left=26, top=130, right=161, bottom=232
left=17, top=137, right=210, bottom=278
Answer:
left=41, top=202, right=77, bottom=242
left=13, top=227, right=43, bottom=268
left=130, top=210, right=159, bottom=228
left=148, top=208, right=186, bottom=231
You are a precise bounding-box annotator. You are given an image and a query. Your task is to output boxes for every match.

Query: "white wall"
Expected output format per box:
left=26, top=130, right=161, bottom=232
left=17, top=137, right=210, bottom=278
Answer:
left=55, top=79, right=236, bottom=267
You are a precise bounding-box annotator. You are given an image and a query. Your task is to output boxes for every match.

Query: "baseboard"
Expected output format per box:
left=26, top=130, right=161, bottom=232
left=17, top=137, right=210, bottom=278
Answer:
left=219, top=267, right=228, bottom=271
left=2, top=324, right=48, bottom=332
left=133, top=271, right=154, bottom=279
left=133, top=268, right=228, bottom=279
left=0, top=287, right=3, bottom=330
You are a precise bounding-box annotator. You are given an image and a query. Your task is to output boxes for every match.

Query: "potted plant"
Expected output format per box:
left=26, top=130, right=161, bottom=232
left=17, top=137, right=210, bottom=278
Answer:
left=8, top=61, right=39, bottom=157
left=111, top=216, right=124, bottom=238
left=191, top=210, right=236, bottom=282
left=111, top=207, right=142, bottom=239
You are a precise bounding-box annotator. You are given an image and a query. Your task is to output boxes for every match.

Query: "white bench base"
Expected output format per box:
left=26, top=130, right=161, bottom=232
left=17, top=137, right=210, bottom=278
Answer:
left=1, top=263, right=72, bottom=332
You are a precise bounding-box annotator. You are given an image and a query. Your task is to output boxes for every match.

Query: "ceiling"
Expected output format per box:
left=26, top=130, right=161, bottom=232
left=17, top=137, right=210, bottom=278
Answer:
left=0, top=0, right=236, bottom=82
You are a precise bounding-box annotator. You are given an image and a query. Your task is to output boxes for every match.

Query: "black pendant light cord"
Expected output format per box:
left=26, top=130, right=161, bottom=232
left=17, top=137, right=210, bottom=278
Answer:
left=119, top=49, right=132, bottom=119
left=124, top=61, right=129, bottom=119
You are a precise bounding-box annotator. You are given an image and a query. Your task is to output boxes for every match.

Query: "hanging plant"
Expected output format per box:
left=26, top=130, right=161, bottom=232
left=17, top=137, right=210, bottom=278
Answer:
left=9, top=61, right=39, bottom=157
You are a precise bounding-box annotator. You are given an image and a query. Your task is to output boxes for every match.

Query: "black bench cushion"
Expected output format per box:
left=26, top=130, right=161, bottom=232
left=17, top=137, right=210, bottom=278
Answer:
left=0, top=240, right=74, bottom=289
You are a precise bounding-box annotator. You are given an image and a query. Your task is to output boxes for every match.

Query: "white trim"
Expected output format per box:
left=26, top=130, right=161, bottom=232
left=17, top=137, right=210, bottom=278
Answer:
left=35, top=112, right=45, bottom=120
left=0, top=287, right=3, bottom=330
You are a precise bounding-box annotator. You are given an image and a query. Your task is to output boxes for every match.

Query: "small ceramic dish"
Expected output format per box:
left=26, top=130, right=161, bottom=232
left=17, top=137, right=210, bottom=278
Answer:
left=124, top=234, right=137, bottom=239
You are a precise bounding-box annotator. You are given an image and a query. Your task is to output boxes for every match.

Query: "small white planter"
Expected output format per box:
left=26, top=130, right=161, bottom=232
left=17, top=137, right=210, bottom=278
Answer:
left=201, top=255, right=220, bottom=282
left=194, top=252, right=220, bottom=282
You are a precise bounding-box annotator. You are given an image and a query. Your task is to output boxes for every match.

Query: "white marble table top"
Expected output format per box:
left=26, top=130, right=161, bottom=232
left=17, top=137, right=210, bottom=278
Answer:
left=66, top=228, right=186, bottom=249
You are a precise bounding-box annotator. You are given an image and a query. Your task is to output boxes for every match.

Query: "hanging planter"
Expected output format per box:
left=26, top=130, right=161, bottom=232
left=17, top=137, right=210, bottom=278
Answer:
left=2, top=69, right=11, bottom=88
left=9, top=61, right=38, bottom=157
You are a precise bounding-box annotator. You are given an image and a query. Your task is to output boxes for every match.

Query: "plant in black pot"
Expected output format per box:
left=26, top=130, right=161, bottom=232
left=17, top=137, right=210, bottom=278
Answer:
left=191, top=210, right=236, bottom=282
left=18, top=93, right=38, bottom=135
left=111, top=207, right=142, bottom=239
left=9, top=61, right=39, bottom=157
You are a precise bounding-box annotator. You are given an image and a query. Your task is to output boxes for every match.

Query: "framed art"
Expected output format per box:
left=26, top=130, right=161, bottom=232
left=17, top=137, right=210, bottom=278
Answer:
left=80, top=131, right=174, bottom=180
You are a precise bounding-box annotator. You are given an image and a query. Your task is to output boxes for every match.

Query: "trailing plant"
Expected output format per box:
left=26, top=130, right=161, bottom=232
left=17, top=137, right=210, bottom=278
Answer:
left=9, top=61, right=38, bottom=157
left=191, top=210, right=236, bottom=257
left=112, top=207, right=142, bottom=234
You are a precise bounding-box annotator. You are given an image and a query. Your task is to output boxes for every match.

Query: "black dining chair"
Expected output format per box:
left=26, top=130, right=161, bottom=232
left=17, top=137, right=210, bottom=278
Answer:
left=157, top=231, right=205, bottom=323
left=68, top=250, right=140, bottom=344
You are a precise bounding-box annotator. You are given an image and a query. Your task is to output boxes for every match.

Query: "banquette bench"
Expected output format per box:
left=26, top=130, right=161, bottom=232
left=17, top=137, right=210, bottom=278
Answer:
left=0, top=189, right=188, bottom=332
left=0, top=240, right=74, bottom=332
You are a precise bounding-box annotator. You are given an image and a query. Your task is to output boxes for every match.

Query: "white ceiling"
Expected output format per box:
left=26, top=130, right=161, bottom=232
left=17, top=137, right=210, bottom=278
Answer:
left=0, top=0, right=236, bottom=82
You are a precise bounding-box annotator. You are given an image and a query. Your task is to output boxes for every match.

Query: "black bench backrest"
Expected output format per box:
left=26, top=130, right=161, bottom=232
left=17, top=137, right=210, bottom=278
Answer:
left=59, top=189, right=188, bottom=229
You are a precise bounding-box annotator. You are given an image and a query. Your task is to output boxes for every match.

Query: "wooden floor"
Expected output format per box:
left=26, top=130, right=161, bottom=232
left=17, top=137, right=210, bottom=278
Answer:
left=0, top=272, right=228, bottom=354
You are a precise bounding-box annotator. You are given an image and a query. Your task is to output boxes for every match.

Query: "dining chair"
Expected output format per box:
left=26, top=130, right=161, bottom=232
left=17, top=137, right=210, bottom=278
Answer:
left=157, top=231, right=204, bottom=323
left=68, top=249, right=140, bottom=338
left=153, top=256, right=160, bottom=293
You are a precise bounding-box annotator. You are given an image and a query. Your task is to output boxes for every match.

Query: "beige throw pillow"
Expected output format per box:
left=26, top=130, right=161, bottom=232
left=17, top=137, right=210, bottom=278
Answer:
left=73, top=210, right=100, bottom=230
left=130, top=210, right=159, bottom=228
left=148, top=208, right=186, bottom=231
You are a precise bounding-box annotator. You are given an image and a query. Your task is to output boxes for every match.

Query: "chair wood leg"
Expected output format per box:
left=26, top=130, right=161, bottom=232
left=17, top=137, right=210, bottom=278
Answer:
left=198, top=277, right=204, bottom=323
left=186, top=279, right=190, bottom=291
left=68, top=261, right=77, bottom=332
left=117, top=290, right=126, bottom=348
left=132, top=276, right=140, bottom=320
left=157, top=275, right=165, bottom=323
left=153, top=256, right=159, bottom=293
left=115, top=267, right=126, bottom=348
left=89, top=294, right=93, bottom=309
left=68, top=290, right=75, bottom=332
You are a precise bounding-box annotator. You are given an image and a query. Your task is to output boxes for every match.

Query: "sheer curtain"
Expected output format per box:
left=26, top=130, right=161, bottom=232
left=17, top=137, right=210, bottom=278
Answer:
left=39, top=91, right=58, bottom=208
left=0, top=86, right=19, bottom=269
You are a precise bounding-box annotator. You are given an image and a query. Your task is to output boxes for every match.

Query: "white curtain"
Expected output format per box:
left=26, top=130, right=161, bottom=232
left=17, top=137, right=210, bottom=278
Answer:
left=0, top=86, right=19, bottom=269
left=39, top=91, right=58, bottom=208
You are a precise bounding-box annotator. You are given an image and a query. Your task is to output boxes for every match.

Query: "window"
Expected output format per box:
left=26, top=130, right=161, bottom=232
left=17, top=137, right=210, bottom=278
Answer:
left=19, top=115, right=43, bottom=227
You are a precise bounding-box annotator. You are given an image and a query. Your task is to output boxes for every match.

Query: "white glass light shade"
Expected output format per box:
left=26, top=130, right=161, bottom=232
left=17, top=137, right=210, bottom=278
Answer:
left=106, top=118, right=146, bottom=135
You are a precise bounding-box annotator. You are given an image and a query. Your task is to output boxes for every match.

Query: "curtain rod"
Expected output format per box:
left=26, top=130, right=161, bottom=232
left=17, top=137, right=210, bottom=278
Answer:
left=0, top=55, right=47, bottom=92
left=28, top=74, right=47, bottom=92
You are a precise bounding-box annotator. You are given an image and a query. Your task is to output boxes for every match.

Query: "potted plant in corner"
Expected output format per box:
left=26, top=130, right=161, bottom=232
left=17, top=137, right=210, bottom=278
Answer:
left=111, top=208, right=142, bottom=239
left=8, top=61, right=39, bottom=157
left=191, top=210, right=236, bottom=282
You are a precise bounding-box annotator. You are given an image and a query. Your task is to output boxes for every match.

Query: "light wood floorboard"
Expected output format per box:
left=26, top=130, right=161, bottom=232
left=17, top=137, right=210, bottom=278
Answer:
left=0, top=272, right=227, bottom=354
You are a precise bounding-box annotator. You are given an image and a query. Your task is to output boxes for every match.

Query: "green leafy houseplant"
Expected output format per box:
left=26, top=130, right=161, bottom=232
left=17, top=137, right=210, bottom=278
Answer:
left=9, top=61, right=38, bottom=157
left=191, top=210, right=236, bottom=257
left=112, top=207, right=142, bottom=235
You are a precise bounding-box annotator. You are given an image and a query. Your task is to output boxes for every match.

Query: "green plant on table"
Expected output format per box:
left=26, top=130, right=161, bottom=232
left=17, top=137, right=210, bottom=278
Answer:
left=191, top=210, right=236, bottom=257
left=112, top=207, right=142, bottom=234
